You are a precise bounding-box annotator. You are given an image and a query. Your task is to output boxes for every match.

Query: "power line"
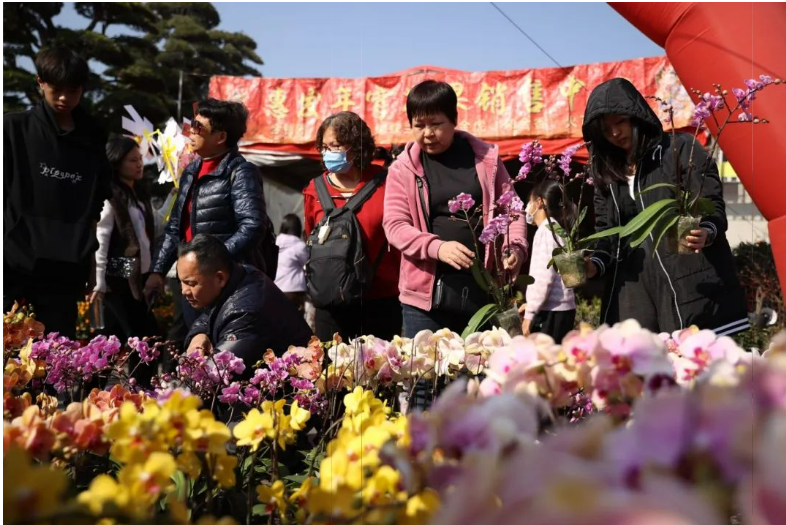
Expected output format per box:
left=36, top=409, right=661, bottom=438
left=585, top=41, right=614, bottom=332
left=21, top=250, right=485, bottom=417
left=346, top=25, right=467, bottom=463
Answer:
left=489, top=2, right=564, bottom=69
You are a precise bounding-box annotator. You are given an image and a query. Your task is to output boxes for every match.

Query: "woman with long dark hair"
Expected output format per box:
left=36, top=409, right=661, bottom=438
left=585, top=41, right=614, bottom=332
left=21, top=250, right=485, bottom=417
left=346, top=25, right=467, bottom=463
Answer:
left=91, top=136, right=173, bottom=381
left=583, top=78, right=748, bottom=336
left=520, top=178, right=576, bottom=342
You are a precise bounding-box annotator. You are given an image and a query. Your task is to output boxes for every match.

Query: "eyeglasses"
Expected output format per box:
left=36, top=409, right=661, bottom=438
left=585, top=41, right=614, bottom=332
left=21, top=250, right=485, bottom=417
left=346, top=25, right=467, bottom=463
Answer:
left=318, top=143, right=346, bottom=153
left=190, top=119, right=213, bottom=135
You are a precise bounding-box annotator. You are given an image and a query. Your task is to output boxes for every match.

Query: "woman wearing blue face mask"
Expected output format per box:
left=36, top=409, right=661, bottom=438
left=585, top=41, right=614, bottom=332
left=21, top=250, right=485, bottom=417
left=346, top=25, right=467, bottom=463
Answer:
left=303, top=111, right=402, bottom=342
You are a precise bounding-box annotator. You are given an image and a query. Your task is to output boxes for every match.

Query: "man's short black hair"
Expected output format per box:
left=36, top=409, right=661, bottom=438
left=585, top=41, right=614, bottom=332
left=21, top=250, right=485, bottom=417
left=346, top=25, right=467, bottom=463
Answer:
left=195, top=99, right=249, bottom=147
left=178, top=234, right=232, bottom=274
left=406, top=80, right=458, bottom=125
left=34, top=47, right=89, bottom=88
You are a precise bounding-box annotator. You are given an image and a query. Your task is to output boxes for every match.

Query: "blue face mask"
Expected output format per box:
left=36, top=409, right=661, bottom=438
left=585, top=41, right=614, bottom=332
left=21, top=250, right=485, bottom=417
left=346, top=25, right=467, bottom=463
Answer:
left=322, top=150, right=353, bottom=174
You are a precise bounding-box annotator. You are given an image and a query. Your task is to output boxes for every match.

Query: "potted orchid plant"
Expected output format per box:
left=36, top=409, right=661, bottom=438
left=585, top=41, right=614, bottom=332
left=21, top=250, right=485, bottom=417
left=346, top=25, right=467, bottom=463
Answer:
left=446, top=190, right=533, bottom=337
left=516, top=140, right=622, bottom=289
left=621, top=75, right=781, bottom=254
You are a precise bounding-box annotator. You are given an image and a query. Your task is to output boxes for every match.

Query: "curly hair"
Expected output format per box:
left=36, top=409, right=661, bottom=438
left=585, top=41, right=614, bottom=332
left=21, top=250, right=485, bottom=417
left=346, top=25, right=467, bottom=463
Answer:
left=315, top=112, right=376, bottom=171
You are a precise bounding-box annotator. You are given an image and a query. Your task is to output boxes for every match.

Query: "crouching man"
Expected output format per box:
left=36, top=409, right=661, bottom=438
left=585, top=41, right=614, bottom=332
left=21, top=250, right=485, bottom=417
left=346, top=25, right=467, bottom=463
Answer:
left=178, top=234, right=312, bottom=370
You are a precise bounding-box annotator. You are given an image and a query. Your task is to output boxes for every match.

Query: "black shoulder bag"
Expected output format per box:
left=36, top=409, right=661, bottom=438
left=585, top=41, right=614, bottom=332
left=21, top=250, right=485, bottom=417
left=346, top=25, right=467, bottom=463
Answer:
left=416, top=175, right=488, bottom=315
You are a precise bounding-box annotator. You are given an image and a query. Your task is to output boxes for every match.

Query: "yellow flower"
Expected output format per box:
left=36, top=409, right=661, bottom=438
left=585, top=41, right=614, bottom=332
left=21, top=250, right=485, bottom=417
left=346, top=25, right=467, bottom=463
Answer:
left=256, top=480, right=287, bottom=515
left=177, top=451, right=202, bottom=479
left=288, top=477, right=315, bottom=507
left=306, top=485, right=357, bottom=518
left=402, top=489, right=441, bottom=525
left=78, top=474, right=130, bottom=515
left=289, top=400, right=311, bottom=431
left=195, top=517, right=239, bottom=525
left=117, top=452, right=177, bottom=517
left=106, top=401, right=167, bottom=464
left=185, top=410, right=231, bottom=454
left=212, top=454, right=238, bottom=489
left=361, top=465, right=402, bottom=505
left=233, top=408, right=274, bottom=451
left=3, top=446, right=68, bottom=522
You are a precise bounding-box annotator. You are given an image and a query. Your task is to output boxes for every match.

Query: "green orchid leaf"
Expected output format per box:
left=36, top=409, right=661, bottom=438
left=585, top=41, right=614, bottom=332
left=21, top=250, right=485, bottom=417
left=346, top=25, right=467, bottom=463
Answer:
left=634, top=182, right=677, bottom=198
left=515, top=274, right=535, bottom=287
left=471, top=259, right=493, bottom=292
left=620, top=199, right=678, bottom=237
left=546, top=222, right=570, bottom=241
left=695, top=197, right=715, bottom=217
left=576, top=226, right=625, bottom=248
left=629, top=208, right=676, bottom=248
left=461, top=303, right=500, bottom=339
left=651, top=214, right=680, bottom=253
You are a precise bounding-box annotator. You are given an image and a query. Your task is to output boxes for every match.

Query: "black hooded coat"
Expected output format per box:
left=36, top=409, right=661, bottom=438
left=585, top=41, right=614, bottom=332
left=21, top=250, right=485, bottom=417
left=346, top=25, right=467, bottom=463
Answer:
left=583, top=78, right=748, bottom=336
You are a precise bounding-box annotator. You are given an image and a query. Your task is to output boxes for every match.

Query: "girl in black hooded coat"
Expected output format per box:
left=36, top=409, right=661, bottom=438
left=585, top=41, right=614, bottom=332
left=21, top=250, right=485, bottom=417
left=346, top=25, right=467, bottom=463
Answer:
left=582, top=78, right=748, bottom=337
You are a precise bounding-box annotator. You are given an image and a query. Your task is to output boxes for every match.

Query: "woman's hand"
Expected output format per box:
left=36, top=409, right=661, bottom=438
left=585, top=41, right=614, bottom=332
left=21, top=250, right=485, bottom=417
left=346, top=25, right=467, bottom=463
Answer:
left=438, top=241, right=475, bottom=270
left=503, top=251, right=521, bottom=271
left=684, top=228, right=710, bottom=253
left=88, top=291, right=104, bottom=304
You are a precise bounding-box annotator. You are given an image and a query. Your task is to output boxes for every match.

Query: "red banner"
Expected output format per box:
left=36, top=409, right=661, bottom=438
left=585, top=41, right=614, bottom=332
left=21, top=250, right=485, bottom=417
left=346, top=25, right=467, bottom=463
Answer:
left=209, top=56, right=694, bottom=154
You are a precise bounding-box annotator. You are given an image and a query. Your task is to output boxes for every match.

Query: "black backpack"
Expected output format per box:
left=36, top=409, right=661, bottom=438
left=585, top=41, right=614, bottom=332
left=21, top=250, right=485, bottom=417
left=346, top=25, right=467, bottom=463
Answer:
left=305, top=171, right=387, bottom=309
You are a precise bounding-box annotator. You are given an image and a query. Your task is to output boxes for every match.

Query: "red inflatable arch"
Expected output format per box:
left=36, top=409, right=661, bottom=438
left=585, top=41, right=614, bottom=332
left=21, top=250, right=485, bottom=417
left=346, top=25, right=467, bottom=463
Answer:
left=610, top=2, right=786, bottom=291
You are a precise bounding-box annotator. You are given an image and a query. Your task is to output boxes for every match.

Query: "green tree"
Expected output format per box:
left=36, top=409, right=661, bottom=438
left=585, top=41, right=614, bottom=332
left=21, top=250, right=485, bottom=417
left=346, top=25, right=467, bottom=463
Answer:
left=3, top=2, right=263, bottom=128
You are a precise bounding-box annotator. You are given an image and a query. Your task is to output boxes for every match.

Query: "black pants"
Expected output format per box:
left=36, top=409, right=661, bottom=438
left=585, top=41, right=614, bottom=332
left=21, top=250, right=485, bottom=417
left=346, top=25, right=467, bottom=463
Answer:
left=315, top=296, right=402, bottom=342
left=606, top=247, right=681, bottom=333
left=531, top=309, right=576, bottom=343
left=167, top=278, right=188, bottom=347
left=100, top=285, right=160, bottom=387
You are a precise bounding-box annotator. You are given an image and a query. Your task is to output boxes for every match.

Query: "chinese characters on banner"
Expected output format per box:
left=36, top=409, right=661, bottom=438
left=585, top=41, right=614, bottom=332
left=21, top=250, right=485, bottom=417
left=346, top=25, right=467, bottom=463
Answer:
left=209, top=56, right=694, bottom=147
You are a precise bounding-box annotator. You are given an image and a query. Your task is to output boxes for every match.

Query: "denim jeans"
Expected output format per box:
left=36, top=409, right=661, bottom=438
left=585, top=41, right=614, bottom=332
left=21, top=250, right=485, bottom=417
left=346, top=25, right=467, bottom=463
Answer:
left=401, top=303, right=472, bottom=338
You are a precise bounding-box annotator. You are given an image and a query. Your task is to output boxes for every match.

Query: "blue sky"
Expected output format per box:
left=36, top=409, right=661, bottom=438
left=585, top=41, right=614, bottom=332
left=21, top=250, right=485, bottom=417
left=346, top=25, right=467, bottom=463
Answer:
left=53, top=2, right=663, bottom=78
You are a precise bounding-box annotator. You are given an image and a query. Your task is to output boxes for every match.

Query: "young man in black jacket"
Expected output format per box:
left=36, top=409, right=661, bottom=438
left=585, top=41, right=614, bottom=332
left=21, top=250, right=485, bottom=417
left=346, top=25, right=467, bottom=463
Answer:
left=4, top=47, right=111, bottom=337
left=143, top=99, right=277, bottom=327
left=177, top=234, right=312, bottom=373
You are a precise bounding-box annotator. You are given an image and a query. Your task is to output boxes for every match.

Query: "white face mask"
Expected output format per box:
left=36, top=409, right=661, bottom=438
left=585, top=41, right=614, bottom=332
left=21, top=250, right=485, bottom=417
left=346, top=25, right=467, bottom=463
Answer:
left=525, top=202, right=535, bottom=225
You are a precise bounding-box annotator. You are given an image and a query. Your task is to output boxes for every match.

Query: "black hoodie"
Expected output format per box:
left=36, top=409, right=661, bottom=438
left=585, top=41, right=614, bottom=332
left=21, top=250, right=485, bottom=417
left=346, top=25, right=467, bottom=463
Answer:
left=4, top=101, right=111, bottom=290
left=582, top=78, right=747, bottom=334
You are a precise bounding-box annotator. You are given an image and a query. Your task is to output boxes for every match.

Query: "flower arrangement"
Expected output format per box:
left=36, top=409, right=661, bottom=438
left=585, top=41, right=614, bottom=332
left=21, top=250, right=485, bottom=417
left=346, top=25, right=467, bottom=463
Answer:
left=622, top=75, right=782, bottom=254
left=5, top=302, right=785, bottom=525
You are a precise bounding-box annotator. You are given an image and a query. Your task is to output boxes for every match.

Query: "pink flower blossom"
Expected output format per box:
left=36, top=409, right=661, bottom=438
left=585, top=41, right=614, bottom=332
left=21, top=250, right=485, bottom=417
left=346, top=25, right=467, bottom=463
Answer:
left=448, top=193, right=476, bottom=214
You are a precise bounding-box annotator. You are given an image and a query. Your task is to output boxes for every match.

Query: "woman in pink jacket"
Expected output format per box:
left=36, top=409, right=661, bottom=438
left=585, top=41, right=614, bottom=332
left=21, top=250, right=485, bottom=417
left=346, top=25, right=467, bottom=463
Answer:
left=383, top=80, right=528, bottom=337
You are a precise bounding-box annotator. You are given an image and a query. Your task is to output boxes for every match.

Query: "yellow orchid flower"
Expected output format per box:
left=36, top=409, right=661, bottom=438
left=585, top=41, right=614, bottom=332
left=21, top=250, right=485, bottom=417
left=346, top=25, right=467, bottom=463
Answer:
left=256, top=480, right=287, bottom=515
left=402, top=489, right=441, bottom=525
left=4, top=446, right=68, bottom=523
left=289, top=400, right=311, bottom=431
left=233, top=408, right=274, bottom=451
left=212, top=454, right=238, bottom=489
left=78, top=475, right=130, bottom=515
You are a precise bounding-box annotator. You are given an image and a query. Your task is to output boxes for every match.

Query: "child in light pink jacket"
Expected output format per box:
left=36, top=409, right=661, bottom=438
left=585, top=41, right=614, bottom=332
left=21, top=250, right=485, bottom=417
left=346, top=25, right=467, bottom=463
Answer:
left=383, top=80, right=528, bottom=337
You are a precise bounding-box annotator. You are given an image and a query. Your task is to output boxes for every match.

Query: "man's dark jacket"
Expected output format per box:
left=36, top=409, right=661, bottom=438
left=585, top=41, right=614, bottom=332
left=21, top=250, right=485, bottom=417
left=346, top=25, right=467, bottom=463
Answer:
left=186, top=264, right=313, bottom=373
left=584, top=78, right=747, bottom=334
left=4, top=101, right=111, bottom=292
left=151, top=150, right=277, bottom=277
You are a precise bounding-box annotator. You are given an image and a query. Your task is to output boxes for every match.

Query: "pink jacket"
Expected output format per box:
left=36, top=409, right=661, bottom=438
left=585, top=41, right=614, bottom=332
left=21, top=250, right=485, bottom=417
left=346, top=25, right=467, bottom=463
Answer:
left=383, top=131, right=528, bottom=311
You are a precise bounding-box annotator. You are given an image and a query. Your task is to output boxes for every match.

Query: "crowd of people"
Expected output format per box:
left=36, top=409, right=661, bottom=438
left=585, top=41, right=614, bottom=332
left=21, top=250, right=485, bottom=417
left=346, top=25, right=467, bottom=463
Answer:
left=3, top=47, right=748, bottom=382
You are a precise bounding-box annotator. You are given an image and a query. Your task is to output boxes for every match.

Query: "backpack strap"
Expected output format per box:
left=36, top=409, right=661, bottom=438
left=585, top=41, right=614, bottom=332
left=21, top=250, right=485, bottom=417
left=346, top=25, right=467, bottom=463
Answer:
left=314, top=175, right=336, bottom=215
left=344, top=169, right=387, bottom=214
